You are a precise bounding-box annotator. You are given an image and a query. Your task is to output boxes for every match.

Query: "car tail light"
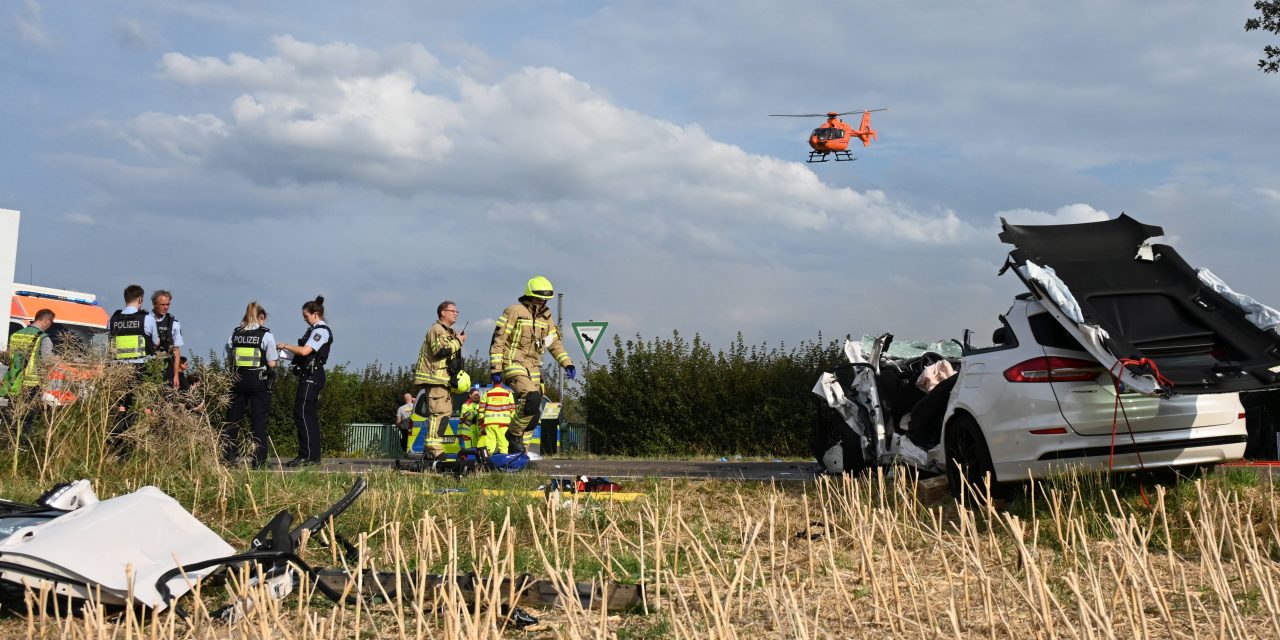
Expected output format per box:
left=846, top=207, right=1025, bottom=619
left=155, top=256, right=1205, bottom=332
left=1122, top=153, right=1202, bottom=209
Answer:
left=1239, top=412, right=1247, bottom=420
left=1004, top=356, right=1104, bottom=383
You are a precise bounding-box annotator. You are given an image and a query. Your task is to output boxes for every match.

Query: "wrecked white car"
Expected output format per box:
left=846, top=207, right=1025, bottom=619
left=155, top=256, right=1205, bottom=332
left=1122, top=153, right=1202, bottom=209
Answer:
left=814, top=215, right=1280, bottom=499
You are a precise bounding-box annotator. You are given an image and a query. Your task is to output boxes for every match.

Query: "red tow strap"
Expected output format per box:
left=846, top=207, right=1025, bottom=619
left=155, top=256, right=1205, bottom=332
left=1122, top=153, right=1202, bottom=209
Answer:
left=1107, top=357, right=1173, bottom=508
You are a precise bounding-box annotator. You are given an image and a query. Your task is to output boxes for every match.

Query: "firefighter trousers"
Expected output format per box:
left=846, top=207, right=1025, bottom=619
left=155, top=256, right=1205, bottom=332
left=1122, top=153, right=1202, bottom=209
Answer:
left=505, top=374, right=540, bottom=453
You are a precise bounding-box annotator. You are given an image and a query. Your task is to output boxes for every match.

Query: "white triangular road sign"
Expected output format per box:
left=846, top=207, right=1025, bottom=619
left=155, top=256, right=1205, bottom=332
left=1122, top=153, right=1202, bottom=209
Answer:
left=571, top=321, right=608, bottom=361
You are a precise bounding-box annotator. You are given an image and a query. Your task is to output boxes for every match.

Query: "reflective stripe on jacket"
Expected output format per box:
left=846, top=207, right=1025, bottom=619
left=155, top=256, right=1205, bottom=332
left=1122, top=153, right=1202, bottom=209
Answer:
left=413, top=321, right=460, bottom=386
left=480, top=386, right=516, bottom=428
left=231, top=326, right=269, bottom=369
left=6, top=326, right=46, bottom=389
left=460, top=399, right=482, bottom=428
left=109, top=309, right=150, bottom=361
left=489, top=300, right=572, bottom=379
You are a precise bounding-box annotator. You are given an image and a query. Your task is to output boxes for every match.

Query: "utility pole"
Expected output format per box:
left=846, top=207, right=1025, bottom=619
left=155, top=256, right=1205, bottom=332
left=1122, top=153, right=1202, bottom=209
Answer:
left=556, top=292, right=565, bottom=403
left=556, top=292, right=567, bottom=456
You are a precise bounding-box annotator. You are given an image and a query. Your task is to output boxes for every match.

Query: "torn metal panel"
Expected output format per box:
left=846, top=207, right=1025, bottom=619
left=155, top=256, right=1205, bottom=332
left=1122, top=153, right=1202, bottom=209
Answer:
left=813, top=372, right=863, bottom=432
left=2, top=476, right=649, bottom=630
left=0, top=486, right=235, bottom=609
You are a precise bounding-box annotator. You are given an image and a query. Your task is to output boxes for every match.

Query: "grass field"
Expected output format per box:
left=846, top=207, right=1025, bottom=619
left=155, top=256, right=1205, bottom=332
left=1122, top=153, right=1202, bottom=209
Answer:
left=2, top=462, right=1279, bottom=638
left=2, top=364, right=1279, bottom=638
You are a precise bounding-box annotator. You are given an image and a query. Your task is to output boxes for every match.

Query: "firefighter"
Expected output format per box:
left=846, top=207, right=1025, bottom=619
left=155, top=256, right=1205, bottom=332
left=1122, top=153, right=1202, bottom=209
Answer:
left=221, top=301, right=278, bottom=468
left=478, top=382, right=516, bottom=454
left=459, top=386, right=483, bottom=450
left=406, top=371, right=469, bottom=464
left=489, top=276, right=575, bottom=455
left=150, top=290, right=184, bottom=389
left=107, top=284, right=160, bottom=447
left=3, top=308, right=55, bottom=446
left=411, top=300, right=467, bottom=459
left=278, top=295, right=332, bottom=467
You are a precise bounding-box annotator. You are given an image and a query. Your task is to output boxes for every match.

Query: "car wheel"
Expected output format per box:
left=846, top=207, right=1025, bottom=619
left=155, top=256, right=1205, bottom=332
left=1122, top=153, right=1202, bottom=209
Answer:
left=944, top=414, right=1010, bottom=506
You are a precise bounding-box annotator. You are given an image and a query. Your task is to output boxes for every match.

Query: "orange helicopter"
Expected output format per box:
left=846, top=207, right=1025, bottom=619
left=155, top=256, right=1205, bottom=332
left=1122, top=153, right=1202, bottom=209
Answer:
left=769, top=108, right=887, bottom=163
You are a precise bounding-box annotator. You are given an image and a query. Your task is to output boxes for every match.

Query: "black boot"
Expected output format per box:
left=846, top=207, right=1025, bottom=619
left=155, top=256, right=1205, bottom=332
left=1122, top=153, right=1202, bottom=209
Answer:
left=506, top=433, right=526, bottom=455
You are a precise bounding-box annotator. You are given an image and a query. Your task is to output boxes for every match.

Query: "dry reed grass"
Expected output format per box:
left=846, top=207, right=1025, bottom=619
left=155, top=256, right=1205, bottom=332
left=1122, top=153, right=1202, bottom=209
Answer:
left=3, top=343, right=234, bottom=486
left=2, top=355, right=1278, bottom=638
left=1, top=468, right=1276, bottom=639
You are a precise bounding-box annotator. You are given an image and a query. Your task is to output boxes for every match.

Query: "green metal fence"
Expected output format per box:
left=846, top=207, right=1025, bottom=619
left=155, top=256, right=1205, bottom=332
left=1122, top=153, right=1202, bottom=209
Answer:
left=559, top=423, right=590, bottom=454
left=344, top=423, right=401, bottom=458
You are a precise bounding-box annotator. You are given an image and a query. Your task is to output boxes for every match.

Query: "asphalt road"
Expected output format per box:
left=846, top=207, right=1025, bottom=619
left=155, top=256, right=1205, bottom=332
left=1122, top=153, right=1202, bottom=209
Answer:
left=269, top=457, right=1280, bottom=483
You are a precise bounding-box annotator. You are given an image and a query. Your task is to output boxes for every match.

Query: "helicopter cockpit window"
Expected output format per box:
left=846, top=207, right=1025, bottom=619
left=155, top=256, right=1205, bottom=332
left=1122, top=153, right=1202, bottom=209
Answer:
left=812, top=127, right=844, bottom=141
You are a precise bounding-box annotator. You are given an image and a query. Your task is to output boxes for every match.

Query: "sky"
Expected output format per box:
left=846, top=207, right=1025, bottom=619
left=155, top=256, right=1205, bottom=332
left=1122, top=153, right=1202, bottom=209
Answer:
left=3, top=0, right=1279, bottom=370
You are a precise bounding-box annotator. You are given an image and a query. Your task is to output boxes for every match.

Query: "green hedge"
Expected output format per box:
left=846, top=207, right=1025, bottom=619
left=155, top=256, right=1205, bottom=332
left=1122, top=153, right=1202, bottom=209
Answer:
left=204, top=331, right=836, bottom=459
left=578, top=332, right=841, bottom=457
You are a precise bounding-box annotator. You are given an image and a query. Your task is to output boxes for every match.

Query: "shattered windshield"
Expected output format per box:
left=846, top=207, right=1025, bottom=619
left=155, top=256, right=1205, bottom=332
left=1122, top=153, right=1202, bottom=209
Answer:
left=861, top=334, right=962, bottom=360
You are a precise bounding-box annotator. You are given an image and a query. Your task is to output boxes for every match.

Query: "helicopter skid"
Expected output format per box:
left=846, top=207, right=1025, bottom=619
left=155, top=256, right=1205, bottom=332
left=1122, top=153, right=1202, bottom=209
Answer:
left=807, top=150, right=856, bottom=163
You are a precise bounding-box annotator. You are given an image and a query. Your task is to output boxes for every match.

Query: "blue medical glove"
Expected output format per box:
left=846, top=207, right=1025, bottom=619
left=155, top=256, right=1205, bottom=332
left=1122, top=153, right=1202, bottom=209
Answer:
left=565, top=365, right=576, bottom=380
left=491, top=373, right=502, bottom=385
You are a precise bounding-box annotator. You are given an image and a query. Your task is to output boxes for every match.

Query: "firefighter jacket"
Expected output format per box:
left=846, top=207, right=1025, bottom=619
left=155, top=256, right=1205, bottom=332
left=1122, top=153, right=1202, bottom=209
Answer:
left=414, top=321, right=461, bottom=386
left=480, top=385, right=516, bottom=429
left=489, top=299, right=572, bottom=381
left=4, top=325, right=48, bottom=393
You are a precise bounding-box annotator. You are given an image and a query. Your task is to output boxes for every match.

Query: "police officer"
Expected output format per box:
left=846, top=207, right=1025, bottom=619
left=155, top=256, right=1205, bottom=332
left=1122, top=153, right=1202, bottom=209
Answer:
left=3, top=308, right=55, bottom=446
left=489, top=276, right=575, bottom=455
left=108, top=284, right=160, bottom=446
left=150, top=290, right=184, bottom=389
left=221, top=301, right=278, bottom=468
left=277, top=295, right=332, bottom=467
left=411, top=300, right=467, bottom=460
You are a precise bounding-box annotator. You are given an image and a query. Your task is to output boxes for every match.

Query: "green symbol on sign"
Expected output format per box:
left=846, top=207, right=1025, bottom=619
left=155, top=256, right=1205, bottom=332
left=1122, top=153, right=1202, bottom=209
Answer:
left=571, top=321, right=609, bottom=361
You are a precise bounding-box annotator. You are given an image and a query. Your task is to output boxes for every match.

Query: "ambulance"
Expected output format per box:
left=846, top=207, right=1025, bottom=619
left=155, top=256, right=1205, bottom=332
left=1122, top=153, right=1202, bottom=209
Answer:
left=2, top=209, right=110, bottom=406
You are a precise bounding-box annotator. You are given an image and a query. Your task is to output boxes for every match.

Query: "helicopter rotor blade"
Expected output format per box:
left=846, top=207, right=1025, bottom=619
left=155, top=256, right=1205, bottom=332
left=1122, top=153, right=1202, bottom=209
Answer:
left=831, top=107, right=889, bottom=116
left=769, top=107, right=889, bottom=117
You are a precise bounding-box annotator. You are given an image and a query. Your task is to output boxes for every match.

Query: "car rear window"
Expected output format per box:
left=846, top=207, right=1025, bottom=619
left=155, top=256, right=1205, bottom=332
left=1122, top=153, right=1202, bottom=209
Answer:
left=1027, top=313, right=1087, bottom=351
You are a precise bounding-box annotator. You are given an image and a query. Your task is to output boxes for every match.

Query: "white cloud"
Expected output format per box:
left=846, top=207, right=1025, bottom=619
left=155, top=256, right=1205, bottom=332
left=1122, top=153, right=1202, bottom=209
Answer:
left=12, top=0, right=53, bottom=50
left=159, top=35, right=437, bottom=91
left=992, top=203, right=1110, bottom=227
left=132, top=36, right=971, bottom=247
left=64, top=212, right=95, bottom=225
left=1257, top=188, right=1280, bottom=205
